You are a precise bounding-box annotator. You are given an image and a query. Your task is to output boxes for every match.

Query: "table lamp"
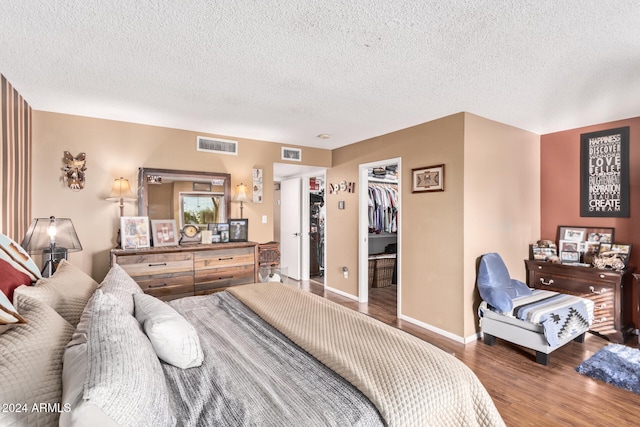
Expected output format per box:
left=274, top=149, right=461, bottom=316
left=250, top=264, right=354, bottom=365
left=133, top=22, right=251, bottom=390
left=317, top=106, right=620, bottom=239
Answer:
left=232, top=183, right=249, bottom=218
left=21, top=216, right=82, bottom=277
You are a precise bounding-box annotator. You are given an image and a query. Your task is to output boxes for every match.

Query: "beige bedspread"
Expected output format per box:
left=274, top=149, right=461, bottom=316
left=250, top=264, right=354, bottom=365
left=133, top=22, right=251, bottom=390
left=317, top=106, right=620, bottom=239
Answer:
left=229, top=283, right=505, bottom=427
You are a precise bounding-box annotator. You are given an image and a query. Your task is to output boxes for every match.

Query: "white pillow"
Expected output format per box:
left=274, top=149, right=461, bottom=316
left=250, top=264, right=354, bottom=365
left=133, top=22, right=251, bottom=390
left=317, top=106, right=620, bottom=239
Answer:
left=133, top=293, right=203, bottom=369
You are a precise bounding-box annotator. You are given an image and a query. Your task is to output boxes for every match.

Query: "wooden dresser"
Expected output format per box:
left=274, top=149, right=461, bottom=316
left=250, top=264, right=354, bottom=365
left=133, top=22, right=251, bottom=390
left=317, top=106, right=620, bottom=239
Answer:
left=524, top=260, right=636, bottom=343
left=111, top=242, right=259, bottom=301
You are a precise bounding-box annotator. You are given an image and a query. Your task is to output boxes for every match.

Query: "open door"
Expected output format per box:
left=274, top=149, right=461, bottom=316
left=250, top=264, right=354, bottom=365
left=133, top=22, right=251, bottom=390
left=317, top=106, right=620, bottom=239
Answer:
left=280, top=177, right=302, bottom=280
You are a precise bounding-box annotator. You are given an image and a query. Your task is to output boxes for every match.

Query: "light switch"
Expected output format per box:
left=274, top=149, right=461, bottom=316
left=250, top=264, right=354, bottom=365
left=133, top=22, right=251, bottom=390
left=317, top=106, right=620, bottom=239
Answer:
left=262, top=215, right=268, bottom=224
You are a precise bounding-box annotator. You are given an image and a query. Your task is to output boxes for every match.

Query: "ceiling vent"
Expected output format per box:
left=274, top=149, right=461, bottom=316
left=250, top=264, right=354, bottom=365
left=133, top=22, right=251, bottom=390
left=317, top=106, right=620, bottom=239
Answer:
left=197, top=136, right=238, bottom=155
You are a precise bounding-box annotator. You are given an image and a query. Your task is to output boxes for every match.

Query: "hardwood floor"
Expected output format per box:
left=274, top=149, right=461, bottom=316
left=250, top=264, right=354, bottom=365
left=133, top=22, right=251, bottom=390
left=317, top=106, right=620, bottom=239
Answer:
left=294, top=278, right=640, bottom=427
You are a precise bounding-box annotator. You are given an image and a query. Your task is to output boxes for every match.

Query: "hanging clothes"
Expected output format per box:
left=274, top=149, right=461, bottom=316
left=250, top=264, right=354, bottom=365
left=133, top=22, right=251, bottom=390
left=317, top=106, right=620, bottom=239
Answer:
left=367, top=182, right=398, bottom=234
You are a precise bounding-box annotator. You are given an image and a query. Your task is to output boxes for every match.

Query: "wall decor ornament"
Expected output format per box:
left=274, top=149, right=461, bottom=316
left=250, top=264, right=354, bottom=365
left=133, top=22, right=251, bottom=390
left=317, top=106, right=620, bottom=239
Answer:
left=329, top=181, right=355, bottom=194
left=412, top=164, right=444, bottom=193
left=253, top=168, right=263, bottom=203
left=580, top=127, right=630, bottom=217
left=62, top=151, right=87, bottom=190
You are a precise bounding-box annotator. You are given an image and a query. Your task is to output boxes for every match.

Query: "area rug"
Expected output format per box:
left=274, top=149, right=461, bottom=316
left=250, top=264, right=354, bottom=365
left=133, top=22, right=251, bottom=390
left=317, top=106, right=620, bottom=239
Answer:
left=576, top=344, right=640, bottom=394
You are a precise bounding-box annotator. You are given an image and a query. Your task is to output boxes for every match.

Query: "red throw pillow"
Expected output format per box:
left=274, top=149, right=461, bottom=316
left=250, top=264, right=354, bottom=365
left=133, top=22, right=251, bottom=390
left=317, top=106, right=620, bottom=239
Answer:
left=0, top=258, right=32, bottom=301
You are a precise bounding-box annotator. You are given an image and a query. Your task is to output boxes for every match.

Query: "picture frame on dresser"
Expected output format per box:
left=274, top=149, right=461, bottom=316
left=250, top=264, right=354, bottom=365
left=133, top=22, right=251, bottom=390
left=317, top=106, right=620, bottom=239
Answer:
left=120, top=216, right=151, bottom=249
left=229, top=219, right=248, bottom=242
left=151, top=219, right=179, bottom=247
left=556, top=226, right=614, bottom=245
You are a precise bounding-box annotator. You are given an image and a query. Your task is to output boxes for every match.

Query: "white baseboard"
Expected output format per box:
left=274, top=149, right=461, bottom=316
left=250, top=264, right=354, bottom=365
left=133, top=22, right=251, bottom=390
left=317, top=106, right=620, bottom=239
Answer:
left=398, top=314, right=471, bottom=344
left=324, top=285, right=359, bottom=301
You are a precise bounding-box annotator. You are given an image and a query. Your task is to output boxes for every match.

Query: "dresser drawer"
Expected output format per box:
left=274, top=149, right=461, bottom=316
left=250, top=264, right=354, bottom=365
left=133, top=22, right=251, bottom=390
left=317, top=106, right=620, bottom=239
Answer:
left=194, top=247, right=255, bottom=270
left=115, top=252, right=193, bottom=278
left=195, top=264, right=255, bottom=291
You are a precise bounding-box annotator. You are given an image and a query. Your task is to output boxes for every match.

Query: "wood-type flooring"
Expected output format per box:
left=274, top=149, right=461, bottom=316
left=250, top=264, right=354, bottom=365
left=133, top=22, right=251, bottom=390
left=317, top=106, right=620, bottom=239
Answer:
left=293, top=279, right=640, bottom=427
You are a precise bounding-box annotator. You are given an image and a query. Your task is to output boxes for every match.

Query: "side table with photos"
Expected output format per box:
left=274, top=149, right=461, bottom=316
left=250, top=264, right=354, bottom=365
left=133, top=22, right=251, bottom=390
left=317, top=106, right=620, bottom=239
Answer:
left=527, top=225, right=636, bottom=343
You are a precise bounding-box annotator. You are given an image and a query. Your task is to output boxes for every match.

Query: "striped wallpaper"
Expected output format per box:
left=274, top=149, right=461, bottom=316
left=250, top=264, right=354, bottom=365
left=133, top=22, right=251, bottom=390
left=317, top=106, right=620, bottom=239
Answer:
left=1, top=74, right=32, bottom=241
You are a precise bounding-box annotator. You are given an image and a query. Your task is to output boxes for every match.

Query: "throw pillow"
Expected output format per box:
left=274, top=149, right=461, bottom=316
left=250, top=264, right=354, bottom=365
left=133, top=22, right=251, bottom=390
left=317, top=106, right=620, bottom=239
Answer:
left=70, top=290, right=175, bottom=426
left=0, top=233, right=41, bottom=281
left=0, top=295, right=74, bottom=426
left=134, top=292, right=204, bottom=369
left=13, top=259, right=98, bottom=327
left=0, top=258, right=32, bottom=301
left=98, top=264, right=142, bottom=315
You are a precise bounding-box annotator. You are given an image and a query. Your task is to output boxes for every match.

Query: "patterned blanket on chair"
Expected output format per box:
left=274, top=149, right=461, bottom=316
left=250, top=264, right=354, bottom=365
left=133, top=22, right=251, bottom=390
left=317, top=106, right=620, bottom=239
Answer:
left=507, top=290, right=593, bottom=347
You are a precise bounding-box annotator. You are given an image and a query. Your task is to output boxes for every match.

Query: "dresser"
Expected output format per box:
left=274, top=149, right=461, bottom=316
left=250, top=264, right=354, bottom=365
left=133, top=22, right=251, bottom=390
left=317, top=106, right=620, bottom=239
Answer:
left=111, top=242, right=259, bottom=301
left=524, top=260, right=636, bottom=343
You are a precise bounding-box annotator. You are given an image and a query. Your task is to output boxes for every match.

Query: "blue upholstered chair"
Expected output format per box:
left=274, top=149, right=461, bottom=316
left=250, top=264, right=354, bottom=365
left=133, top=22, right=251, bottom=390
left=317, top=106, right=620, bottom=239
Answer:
left=477, top=253, right=592, bottom=365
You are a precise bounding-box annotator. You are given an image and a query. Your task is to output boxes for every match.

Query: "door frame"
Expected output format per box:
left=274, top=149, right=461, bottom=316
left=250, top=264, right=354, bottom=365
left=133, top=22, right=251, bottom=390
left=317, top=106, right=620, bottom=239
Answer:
left=274, top=164, right=326, bottom=283
left=358, top=157, right=401, bottom=310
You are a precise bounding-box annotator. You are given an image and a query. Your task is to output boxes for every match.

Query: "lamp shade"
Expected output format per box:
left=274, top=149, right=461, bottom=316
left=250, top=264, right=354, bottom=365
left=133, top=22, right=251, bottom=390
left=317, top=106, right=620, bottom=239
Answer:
left=106, top=177, right=136, bottom=201
left=21, top=217, right=83, bottom=254
left=232, top=183, right=249, bottom=203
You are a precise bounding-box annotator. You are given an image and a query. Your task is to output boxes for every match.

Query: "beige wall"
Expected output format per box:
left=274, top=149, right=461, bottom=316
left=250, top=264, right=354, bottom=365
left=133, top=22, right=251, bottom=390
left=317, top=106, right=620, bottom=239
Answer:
left=31, top=111, right=331, bottom=281
left=327, top=112, right=540, bottom=339
left=327, top=113, right=466, bottom=333
left=462, top=113, right=540, bottom=339
left=30, top=109, right=539, bottom=341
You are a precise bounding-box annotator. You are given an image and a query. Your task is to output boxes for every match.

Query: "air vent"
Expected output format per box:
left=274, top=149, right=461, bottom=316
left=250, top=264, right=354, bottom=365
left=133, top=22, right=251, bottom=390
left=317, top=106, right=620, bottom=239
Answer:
left=197, top=136, right=238, bottom=155
left=281, top=147, right=301, bottom=161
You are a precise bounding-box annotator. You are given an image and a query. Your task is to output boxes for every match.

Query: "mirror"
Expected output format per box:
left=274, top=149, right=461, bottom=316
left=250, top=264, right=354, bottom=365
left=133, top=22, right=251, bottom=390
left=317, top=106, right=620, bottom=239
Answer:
left=138, top=168, right=231, bottom=230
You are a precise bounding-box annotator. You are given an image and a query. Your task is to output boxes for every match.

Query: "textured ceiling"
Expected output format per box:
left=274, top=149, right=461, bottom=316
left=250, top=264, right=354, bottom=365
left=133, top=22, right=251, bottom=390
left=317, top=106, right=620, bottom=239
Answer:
left=1, top=1, right=639, bottom=149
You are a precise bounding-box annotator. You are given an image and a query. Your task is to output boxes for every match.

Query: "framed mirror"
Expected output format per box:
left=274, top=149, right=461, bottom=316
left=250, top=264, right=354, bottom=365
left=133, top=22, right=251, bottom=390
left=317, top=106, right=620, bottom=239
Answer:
left=138, top=168, right=231, bottom=231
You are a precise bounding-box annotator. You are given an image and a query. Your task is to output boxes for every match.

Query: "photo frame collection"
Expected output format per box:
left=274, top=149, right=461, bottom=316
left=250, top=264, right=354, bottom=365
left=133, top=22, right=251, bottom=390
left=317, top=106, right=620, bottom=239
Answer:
left=554, top=225, right=631, bottom=268
left=120, top=216, right=249, bottom=248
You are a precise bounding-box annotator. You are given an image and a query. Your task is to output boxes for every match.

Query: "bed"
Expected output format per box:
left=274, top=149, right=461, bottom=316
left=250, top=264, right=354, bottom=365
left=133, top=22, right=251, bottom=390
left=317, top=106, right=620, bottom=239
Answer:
left=1, top=245, right=505, bottom=426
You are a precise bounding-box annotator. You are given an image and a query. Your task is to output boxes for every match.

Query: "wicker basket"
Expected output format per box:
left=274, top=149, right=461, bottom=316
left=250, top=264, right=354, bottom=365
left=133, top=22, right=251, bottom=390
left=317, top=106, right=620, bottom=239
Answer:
left=372, top=255, right=395, bottom=288
left=368, top=257, right=376, bottom=287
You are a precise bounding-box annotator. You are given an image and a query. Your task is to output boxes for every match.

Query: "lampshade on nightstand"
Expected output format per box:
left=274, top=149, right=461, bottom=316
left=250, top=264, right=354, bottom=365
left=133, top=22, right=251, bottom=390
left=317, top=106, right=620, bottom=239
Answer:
left=21, top=216, right=82, bottom=277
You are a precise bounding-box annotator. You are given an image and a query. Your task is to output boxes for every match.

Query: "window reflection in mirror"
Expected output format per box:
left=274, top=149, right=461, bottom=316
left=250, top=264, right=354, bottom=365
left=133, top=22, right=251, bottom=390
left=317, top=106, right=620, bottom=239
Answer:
left=180, top=193, right=225, bottom=229
left=138, top=168, right=231, bottom=230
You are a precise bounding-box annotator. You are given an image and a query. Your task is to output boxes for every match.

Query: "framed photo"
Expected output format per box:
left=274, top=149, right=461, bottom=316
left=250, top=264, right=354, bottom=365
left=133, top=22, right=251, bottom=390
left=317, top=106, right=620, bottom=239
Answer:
left=560, top=251, right=580, bottom=263
left=580, top=126, right=630, bottom=217
left=218, top=223, right=230, bottom=242
left=151, top=219, right=178, bottom=247
left=229, top=218, right=248, bottom=242
left=608, top=244, right=632, bottom=267
left=411, top=164, right=444, bottom=193
left=120, top=216, right=150, bottom=249
left=556, top=226, right=614, bottom=246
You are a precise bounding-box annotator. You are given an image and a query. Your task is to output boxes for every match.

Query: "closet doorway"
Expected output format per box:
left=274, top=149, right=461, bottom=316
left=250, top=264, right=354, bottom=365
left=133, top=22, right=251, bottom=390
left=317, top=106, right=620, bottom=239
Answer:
left=358, top=157, right=401, bottom=310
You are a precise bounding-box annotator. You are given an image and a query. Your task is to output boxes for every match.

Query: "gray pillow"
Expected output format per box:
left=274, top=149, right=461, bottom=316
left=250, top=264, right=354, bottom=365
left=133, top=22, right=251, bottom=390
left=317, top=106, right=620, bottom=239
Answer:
left=78, top=290, right=175, bottom=426
left=98, top=264, right=142, bottom=315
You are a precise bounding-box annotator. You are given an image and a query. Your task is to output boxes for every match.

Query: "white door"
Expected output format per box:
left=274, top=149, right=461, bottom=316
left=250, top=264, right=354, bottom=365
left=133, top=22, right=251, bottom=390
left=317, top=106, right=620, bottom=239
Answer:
left=280, top=178, right=302, bottom=280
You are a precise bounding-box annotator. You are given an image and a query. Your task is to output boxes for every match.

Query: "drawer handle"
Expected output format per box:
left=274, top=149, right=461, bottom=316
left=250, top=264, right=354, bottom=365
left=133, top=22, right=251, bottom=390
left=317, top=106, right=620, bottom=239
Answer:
left=148, top=263, right=167, bottom=267
left=589, top=286, right=606, bottom=294
left=218, top=257, right=234, bottom=261
left=217, top=276, right=234, bottom=280
left=593, top=317, right=607, bottom=323
left=597, top=303, right=607, bottom=309
left=149, top=283, right=167, bottom=288
left=539, top=278, right=554, bottom=286
left=599, top=274, right=606, bottom=279
left=537, top=266, right=543, bottom=269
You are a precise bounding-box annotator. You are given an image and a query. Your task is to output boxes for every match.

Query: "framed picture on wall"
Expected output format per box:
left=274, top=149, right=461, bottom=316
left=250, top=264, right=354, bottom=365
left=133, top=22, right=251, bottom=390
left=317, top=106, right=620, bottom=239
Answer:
left=151, top=219, right=178, bottom=247
left=411, top=164, right=445, bottom=193
left=120, top=216, right=150, bottom=249
left=580, top=126, right=630, bottom=217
